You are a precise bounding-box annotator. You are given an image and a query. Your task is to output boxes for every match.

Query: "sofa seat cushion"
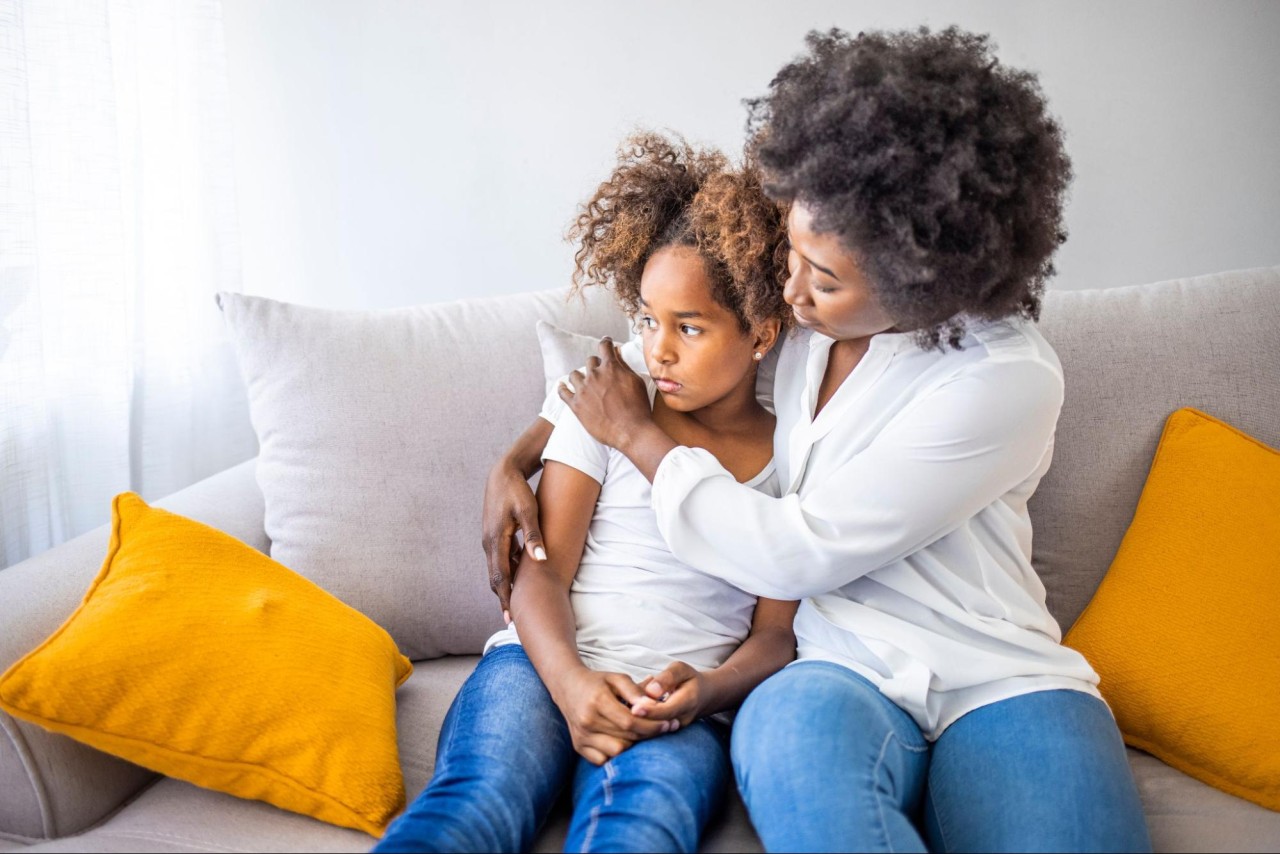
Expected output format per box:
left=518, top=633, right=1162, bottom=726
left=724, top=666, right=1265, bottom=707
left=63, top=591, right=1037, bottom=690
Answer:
left=8, top=656, right=763, bottom=853
left=1132, top=751, right=1280, bottom=853
left=17, top=737, right=1280, bottom=850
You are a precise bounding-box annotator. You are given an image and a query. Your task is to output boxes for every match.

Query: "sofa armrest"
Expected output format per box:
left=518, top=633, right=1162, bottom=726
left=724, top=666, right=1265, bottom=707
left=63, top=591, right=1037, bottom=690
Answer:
left=0, top=459, right=265, bottom=842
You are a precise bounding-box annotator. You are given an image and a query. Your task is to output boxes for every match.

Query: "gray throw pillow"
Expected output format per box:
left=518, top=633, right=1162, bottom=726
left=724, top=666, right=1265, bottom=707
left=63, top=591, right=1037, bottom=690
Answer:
left=217, top=288, right=629, bottom=659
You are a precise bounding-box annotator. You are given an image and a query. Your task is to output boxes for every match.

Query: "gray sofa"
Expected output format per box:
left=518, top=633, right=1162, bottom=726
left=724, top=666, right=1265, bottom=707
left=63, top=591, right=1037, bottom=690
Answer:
left=2, top=267, right=1278, bottom=853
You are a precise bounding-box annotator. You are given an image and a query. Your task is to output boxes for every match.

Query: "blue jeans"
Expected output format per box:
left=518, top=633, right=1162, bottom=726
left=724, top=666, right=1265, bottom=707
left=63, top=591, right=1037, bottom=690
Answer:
left=732, top=661, right=1152, bottom=853
left=373, top=644, right=731, bottom=853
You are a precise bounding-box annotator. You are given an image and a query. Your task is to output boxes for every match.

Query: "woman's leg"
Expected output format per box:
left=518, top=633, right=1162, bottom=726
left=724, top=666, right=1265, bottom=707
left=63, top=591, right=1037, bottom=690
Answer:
left=563, top=719, right=732, bottom=853
left=924, top=689, right=1151, bottom=853
left=731, top=661, right=931, bottom=853
left=373, top=645, right=576, bottom=853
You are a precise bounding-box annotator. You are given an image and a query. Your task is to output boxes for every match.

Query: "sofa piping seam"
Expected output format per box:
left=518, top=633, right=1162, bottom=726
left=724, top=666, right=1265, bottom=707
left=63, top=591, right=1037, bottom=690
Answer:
left=0, top=712, right=54, bottom=838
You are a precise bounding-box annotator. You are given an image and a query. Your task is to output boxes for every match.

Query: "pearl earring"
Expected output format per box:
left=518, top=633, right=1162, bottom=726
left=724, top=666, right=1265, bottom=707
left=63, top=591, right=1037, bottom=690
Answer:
left=753, top=352, right=764, bottom=361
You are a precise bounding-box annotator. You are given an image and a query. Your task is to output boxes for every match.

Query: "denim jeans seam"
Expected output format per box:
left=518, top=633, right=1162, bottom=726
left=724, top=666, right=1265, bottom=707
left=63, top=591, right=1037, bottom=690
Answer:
left=871, top=731, right=897, bottom=854
left=926, top=781, right=951, bottom=854
left=579, top=761, right=616, bottom=853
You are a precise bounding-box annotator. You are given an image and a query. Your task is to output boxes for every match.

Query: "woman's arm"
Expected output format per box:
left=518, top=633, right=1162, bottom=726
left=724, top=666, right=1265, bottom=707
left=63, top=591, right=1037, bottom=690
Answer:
left=564, top=346, right=1064, bottom=602
left=482, top=416, right=554, bottom=615
left=511, top=460, right=668, bottom=764
left=649, top=358, right=1064, bottom=600
left=630, top=598, right=800, bottom=728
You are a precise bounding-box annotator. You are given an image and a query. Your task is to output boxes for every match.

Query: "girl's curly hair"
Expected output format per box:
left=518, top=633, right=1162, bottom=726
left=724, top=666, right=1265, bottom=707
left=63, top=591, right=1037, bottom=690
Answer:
left=747, top=26, right=1073, bottom=349
left=569, top=131, right=790, bottom=334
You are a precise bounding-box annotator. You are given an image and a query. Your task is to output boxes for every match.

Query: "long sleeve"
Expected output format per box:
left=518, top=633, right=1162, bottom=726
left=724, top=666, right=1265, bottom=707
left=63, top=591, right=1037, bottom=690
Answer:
left=651, top=356, right=1064, bottom=601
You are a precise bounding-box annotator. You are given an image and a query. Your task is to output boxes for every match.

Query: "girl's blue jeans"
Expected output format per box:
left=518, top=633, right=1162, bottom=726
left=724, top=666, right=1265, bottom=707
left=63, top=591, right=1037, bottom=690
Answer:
left=732, top=660, right=1152, bottom=853
left=372, top=644, right=731, bottom=853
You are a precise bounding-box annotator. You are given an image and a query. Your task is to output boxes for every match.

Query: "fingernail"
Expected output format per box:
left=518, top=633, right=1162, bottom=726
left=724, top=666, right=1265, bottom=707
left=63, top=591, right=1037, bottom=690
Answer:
left=662, top=721, right=672, bottom=733
left=671, top=720, right=680, bottom=732
left=533, top=546, right=547, bottom=561
left=503, top=610, right=511, bottom=626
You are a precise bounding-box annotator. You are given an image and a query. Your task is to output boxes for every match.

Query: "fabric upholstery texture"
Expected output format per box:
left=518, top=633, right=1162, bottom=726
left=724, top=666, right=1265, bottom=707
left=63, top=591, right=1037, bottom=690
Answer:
left=536, top=319, right=612, bottom=394
left=1065, top=407, right=1280, bottom=810
left=217, top=288, right=630, bottom=660
left=0, top=494, right=412, bottom=836
left=1031, top=267, right=1280, bottom=632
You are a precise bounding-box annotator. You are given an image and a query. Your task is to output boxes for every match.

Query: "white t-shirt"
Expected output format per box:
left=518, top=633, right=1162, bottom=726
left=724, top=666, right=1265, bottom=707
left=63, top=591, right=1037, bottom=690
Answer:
left=488, top=378, right=782, bottom=682
left=647, top=319, right=1102, bottom=740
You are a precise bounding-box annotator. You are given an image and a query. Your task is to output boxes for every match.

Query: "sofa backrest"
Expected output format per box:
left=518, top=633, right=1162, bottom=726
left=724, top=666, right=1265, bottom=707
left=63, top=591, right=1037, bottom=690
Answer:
left=1031, top=266, right=1280, bottom=630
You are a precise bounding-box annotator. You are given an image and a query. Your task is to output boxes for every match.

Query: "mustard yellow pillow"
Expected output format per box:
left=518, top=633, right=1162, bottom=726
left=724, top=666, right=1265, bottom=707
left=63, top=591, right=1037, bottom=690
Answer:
left=1065, top=407, right=1280, bottom=811
left=0, top=493, right=413, bottom=835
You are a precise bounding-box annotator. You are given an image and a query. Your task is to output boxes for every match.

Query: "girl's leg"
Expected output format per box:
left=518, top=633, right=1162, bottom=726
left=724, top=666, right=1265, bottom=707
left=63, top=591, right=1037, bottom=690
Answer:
left=563, top=719, right=732, bottom=853
left=731, top=661, right=930, bottom=853
left=924, top=689, right=1151, bottom=853
left=373, top=645, right=576, bottom=853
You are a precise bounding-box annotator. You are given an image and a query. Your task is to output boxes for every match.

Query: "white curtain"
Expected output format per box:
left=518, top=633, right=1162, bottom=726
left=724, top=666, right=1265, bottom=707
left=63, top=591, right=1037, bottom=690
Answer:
left=0, top=0, right=257, bottom=569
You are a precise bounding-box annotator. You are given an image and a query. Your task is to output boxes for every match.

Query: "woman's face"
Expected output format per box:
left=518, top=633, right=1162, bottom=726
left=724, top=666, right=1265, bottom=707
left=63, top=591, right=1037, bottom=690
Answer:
left=636, top=246, right=776, bottom=413
left=783, top=203, right=896, bottom=341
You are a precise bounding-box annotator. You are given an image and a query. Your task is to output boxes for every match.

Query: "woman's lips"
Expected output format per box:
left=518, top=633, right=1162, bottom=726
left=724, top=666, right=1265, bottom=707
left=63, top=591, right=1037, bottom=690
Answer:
left=792, top=307, right=816, bottom=327
left=655, top=378, right=683, bottom=394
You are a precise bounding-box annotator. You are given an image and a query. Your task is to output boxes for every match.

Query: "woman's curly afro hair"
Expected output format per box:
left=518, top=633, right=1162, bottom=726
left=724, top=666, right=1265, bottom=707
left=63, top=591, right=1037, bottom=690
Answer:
left=569, top=131, right=790, bottom=335
left=748, top=26, right=1073, bottom=349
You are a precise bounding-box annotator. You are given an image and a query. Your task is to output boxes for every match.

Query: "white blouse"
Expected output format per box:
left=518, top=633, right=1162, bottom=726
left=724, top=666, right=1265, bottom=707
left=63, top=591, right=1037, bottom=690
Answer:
left=647, top=319, right=1102, bottom=739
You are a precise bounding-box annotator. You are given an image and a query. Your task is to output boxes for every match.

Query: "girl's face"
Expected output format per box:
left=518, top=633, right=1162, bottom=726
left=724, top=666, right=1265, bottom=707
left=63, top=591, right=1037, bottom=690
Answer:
left=636, top=246, right=777, bottom=414
left=783, top=203, right=897, bottom=341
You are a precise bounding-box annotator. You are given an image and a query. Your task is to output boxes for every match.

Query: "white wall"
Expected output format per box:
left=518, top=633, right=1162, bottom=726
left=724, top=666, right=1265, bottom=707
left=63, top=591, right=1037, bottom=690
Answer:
left=221, top=0, right=1280, bottom=310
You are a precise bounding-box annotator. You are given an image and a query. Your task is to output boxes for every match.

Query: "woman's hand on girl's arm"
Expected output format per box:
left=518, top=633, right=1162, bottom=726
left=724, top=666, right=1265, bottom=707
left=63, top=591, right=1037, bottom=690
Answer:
left=558, top=338, right=677, bottom=482
left=482, top=417, right=554, bottom=616
left=631, top=598, right=800, bottom=727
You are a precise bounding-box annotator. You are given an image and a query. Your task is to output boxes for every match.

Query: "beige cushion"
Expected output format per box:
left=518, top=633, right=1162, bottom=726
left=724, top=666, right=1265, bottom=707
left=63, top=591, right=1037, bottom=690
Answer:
left=1030, top=266, right=1280, bottom=631
left=217, top=288, right=631, bottom=660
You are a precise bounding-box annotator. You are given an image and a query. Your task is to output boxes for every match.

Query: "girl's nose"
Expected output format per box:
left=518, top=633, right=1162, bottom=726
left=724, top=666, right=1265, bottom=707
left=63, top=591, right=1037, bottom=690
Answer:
left=650, top=330, right=677, bottom=364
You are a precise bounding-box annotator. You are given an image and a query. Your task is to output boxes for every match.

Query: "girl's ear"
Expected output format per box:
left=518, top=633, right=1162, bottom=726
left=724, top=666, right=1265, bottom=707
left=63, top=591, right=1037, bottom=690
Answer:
left=753, top=318, right=781, bottom=357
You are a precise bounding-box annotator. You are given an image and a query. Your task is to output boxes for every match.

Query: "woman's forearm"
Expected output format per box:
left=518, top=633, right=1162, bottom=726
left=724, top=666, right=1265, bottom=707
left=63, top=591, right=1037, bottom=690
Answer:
left=613, top=421, right=679, bottom=483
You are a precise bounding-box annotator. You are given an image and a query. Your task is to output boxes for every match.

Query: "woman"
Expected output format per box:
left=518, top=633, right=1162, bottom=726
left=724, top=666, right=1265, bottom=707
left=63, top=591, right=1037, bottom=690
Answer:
left=484, top=27, right=1151, bottom=853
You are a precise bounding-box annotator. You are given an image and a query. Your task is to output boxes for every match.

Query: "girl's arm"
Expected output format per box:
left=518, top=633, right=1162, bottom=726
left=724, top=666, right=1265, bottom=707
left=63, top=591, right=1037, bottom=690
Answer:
left=630, top=598, right=800, bottom=728
left=511, top=460, right=668, bottom=764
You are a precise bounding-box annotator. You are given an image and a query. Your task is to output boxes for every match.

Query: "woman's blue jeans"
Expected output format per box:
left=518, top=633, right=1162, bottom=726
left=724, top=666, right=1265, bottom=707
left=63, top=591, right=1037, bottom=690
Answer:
left=372, top=644, right=731, bottom=853
left=732, top=661, right=1152, bottom=853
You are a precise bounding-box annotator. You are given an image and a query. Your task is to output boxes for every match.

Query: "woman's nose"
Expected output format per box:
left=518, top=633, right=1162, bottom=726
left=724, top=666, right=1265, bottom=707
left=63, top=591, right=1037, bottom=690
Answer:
left=783, top=273, right=810, bottom=307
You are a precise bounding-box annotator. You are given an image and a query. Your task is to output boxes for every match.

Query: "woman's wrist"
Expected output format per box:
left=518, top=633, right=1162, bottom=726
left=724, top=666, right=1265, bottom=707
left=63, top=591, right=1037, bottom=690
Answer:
left=614, top=420, right=679, bottom=483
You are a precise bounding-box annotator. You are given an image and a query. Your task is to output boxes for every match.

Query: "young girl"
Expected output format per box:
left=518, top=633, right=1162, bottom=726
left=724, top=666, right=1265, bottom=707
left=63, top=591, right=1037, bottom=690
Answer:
left=374, top=132, right=798, bottom=854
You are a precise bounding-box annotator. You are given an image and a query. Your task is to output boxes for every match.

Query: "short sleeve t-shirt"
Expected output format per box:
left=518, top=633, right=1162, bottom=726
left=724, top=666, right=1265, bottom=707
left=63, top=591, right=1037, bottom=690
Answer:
left=487, top=380, right=781, bottom=682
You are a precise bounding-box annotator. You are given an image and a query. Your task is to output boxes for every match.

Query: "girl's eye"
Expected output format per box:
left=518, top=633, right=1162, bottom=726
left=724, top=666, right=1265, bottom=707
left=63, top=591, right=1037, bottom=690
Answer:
left=637, top=315, right=656, bottom=330
left=680, top=325, right=702, bottom=336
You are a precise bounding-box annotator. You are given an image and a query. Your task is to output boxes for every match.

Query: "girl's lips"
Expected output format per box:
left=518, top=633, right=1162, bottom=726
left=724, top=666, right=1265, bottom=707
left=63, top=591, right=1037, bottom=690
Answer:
left=655, top=378, right=683, bottom=394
